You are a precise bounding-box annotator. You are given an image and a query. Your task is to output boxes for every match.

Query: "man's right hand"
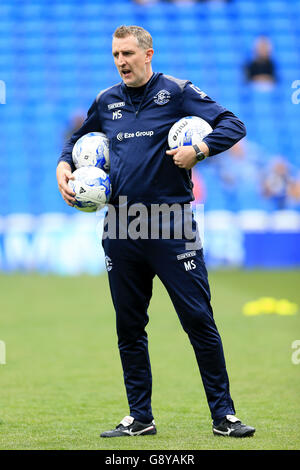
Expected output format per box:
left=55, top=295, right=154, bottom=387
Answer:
left=56, top=161, right=76, bottom=206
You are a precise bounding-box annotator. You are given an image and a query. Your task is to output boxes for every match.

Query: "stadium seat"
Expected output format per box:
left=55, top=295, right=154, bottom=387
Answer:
left=0, top=0, right=299, bottom=214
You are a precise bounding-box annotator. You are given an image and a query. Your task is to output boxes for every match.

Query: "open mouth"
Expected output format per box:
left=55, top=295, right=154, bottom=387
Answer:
left=121, top=69, right=132, bottom=78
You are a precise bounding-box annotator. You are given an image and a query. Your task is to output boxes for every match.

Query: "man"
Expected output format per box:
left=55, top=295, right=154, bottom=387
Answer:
left=57, top=25, right=255, bottom=438
left=245, top=36, right=276, bottom=87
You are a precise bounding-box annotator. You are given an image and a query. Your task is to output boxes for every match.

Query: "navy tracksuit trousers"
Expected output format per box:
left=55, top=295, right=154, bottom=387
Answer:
left=102, top=208, right=235, bottom=424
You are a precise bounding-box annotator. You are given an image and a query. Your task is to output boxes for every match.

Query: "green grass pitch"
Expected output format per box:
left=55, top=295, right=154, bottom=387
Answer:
left=0, top=270, right=299, bottom=450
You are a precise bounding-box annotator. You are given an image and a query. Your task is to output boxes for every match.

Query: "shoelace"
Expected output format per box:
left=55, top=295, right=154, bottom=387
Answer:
left=227, top=420, right=242, bottom=428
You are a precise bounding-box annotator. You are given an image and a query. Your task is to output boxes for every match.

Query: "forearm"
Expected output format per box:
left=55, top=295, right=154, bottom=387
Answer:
left=182, top=85, right=246, bottom=157
left=203, top=112, right=246, bottom=157
left=58, top=138, right=76, bottom=172
left=58, top=98, right=101, bottom=170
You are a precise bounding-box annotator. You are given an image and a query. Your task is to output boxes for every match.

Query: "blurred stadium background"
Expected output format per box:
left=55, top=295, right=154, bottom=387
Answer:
left=0, top=0, right=300, bottom=274
left=1, top=0, right=300, bottom=451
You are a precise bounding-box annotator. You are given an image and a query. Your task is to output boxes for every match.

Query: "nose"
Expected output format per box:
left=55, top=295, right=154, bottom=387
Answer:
left=117, top=53, right=126, bottom=67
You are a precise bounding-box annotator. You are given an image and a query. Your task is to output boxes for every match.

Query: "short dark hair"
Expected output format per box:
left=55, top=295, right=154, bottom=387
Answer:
left=113, top=25, right=153, bottom=50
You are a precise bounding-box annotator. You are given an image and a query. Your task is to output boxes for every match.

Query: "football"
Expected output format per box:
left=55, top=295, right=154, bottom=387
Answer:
left=72, top=132, right=110, bottom=172
left=168, top=116, right=213, bottom=149
left=68, top=167, right=111, bottom=212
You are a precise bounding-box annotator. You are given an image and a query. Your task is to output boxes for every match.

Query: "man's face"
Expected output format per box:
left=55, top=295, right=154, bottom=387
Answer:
left=112, top=35, right=153, bottom=87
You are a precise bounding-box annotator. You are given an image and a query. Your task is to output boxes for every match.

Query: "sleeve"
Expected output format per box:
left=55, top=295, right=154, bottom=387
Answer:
left=57, top=98, right=101, bottom=171
left=182, top=83, right=246, bottom=157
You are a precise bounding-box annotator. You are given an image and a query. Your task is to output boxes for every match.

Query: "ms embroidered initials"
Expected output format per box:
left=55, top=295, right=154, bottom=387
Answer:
left=184, top=260, right=196, bottom=271
left=113, top=110, right=122, bottom=120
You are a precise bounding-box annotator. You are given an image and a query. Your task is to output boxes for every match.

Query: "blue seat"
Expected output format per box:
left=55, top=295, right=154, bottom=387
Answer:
left=0, top=0, right=298, bottom=216
left=235, top=1, right=259, bottom=16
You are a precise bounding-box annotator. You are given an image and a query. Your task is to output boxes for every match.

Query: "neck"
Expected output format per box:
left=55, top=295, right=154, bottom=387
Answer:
left=126, top=70, right=153, bottom=88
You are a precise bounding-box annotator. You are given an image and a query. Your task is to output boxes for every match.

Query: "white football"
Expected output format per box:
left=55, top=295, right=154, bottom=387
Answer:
left=168, top=116, right=213, bottom=149
left=72, top=132, right=110, bottom=172
left=68, top=167, right=111, bottom=212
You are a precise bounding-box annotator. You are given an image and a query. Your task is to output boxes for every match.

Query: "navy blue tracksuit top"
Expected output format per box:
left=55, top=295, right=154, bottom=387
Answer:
left=58, top=72, right=245, bottom=424
left=58, top=72, right=246, bottom=206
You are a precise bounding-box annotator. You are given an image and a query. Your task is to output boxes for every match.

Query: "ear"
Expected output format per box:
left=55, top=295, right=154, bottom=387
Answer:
left=145, top=48, right=154, bottom=64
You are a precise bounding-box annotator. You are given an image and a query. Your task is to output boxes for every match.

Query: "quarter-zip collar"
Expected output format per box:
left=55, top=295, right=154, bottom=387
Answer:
left=121, top=72, right=159, bottom=115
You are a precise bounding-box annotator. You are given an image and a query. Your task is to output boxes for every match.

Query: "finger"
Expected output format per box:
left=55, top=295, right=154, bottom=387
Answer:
left=65, top=186, right=76, bottom=197
left=59, top=180, right=76, bottom=196
left=60, top=186, right=76, bottom=202
left=62, top=193, right=75, bottom=206
left=59, top=188, right=74, bottom=206
left=64, top=193, right=76, bottom=203
left=166, top=148, right=178, bottom=155
left=173, top=158, right=184, bottom=168
left=64, top=170, right=75, bottom=180
left=64, top=198, right=75, bottom=207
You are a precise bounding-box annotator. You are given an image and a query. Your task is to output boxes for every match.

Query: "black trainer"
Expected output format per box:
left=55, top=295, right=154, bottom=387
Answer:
left=100, top=416, right=157, bottom=438
left=213, top=415, right=255, bottom=437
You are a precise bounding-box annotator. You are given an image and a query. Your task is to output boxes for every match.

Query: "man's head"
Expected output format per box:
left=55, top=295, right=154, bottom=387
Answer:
left=112, top=25, right=154, bottom=87
left=255, top=36, right=272, bottom=60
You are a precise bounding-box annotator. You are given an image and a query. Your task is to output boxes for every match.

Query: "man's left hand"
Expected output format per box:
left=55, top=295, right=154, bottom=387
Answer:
left=166, top=142, right=209, bottom=170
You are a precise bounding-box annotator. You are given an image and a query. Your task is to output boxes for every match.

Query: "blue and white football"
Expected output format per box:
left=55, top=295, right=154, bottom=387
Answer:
left=68, top=167, right=111, bottom=212
left=72, top=132, right=110, bottom=172
left=168, top=116, right=212, bottom=149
